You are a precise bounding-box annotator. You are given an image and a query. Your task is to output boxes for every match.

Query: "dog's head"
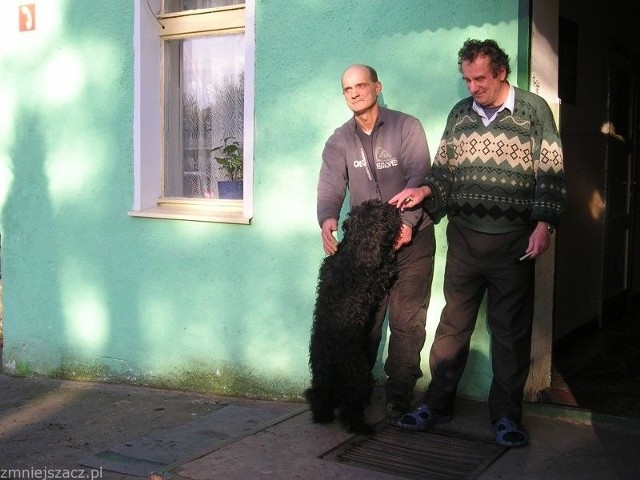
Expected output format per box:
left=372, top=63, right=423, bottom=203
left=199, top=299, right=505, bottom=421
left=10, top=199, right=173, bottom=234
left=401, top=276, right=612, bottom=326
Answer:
left=340, top=199, right=403, bottom=267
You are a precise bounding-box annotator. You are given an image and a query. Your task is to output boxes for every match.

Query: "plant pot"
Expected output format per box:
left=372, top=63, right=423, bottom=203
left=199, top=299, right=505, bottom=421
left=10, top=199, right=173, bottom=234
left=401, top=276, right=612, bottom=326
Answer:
left=218, top=181, right=243, bottom=199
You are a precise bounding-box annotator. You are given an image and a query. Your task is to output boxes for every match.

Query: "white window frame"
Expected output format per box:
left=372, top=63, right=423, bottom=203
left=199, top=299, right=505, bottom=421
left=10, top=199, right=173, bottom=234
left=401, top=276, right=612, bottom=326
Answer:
left=130, top=0, right=254, bottom=224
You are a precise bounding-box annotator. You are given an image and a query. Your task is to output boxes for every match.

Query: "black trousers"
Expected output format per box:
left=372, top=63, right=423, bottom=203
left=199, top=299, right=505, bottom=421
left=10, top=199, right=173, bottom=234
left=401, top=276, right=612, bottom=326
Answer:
left=424, top=221, right=534, bottom=423
left=367, top=223, right=436, bottom=398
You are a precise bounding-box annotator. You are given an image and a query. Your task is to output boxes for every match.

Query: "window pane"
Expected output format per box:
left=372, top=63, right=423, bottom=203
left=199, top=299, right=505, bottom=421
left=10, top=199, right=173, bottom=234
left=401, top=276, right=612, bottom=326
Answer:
left=164, top=33, right=245, bottom=199
left=164, top=0, right=244, bottom=14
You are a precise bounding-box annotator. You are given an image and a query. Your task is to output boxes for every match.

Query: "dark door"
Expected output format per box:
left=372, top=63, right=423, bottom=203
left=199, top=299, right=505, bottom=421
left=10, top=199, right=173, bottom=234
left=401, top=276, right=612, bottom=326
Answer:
left=603, top=51, right=640, bottom=317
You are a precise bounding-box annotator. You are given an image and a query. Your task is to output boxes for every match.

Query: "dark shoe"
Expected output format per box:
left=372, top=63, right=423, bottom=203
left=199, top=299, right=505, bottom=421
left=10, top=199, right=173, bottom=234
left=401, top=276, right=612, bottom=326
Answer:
left=385, top=389, right=411, bottom=420
left=348, top=420, right=376, bottom=435
left=492, top=417, right=529, bottom=447
left=396, top=403, right=453, bottom=431
left=386, top=400, right=410, bottom=420
left=385, top=383, right=413, bottom=418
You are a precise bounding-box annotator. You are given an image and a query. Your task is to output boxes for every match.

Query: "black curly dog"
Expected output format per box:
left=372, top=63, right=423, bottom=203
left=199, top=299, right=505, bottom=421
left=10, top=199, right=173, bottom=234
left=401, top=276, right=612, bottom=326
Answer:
left=306, top=199, right=402, bottom=434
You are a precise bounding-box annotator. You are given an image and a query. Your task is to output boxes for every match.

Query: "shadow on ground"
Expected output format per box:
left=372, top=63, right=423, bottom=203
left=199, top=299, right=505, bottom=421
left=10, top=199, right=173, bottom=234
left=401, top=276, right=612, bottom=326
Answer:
left=548, top=296, right=640, bottom=419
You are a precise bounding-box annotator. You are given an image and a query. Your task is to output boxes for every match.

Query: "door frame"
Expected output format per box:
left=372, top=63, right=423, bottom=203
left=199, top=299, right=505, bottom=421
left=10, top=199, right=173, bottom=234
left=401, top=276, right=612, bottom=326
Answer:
left=524, top=0, right=560, bottom=400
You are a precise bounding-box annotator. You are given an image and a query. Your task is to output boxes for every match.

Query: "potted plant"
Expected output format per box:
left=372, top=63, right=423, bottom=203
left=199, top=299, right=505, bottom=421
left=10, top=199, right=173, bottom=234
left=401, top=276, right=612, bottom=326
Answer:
left=211, top=136, right=243, bottom=199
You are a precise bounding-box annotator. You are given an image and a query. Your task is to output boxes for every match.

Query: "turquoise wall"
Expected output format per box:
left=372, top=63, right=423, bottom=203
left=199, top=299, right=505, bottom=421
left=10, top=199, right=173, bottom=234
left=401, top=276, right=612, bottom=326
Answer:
left=0, top=0, right=524, bottom=401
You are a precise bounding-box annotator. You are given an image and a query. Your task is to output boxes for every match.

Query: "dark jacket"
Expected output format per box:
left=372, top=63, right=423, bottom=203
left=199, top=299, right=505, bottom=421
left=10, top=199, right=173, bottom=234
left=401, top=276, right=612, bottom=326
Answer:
left=317, top=106, right=432, bottom=230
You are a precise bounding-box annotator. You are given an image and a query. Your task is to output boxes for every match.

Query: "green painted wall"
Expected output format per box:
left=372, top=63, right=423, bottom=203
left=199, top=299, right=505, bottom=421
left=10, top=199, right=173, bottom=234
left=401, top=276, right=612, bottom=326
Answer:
left=0, top=0, right=524, bottom=401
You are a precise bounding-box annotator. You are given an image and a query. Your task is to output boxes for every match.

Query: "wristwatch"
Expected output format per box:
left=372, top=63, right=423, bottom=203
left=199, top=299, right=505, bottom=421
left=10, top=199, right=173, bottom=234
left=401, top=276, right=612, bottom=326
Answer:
left=546, top=222, right=555, bottom=235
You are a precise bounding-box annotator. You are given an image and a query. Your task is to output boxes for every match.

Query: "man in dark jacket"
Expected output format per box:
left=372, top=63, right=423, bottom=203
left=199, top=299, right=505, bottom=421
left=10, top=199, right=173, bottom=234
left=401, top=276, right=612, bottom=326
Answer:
left=317, top=64, right=436, bottom=417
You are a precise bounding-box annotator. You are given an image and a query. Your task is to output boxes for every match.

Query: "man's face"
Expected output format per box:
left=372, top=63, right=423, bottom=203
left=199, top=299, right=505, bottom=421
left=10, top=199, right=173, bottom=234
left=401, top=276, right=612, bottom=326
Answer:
left=341, top=66, right=381, bottom=115
left=461, top=54, right=507, bottom=108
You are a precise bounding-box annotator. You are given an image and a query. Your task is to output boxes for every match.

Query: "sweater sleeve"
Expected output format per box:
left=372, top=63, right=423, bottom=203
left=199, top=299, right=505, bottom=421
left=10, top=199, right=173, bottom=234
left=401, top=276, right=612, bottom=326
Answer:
left=421, top=107, right=459, bottom=223
left=531, top=96, right=567, bottom=225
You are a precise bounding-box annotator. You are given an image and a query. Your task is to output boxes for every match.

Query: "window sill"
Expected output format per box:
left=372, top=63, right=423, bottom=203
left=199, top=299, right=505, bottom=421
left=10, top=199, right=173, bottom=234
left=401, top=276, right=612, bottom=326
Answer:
left=128, top=202, right=251, bottom=224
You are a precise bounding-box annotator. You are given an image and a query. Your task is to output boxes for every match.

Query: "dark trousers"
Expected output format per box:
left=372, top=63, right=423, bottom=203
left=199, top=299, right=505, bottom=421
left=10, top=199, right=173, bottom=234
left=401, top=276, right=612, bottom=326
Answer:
left=367, top=223, right=436, bottom=399
left=424, top=221, right=534, bottom=423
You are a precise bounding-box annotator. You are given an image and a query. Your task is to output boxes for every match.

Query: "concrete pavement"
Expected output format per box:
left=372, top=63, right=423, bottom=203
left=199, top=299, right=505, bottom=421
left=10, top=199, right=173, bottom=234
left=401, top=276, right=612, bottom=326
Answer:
left=167, top=390, right=640, bottom=480
left=2, top=374, right=640, bottom=480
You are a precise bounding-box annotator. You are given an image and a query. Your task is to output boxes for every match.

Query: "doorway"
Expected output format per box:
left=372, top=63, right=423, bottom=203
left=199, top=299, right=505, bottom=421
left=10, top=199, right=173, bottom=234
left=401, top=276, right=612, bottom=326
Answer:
left=547, top=48, right=640, bottom=419
left=602, top=50, right=640, bottom=317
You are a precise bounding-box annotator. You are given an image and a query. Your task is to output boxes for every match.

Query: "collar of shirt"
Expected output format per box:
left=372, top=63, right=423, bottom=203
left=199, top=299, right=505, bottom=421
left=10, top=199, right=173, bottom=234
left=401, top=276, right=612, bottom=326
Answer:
left=472, top=84, right=515, bottom=126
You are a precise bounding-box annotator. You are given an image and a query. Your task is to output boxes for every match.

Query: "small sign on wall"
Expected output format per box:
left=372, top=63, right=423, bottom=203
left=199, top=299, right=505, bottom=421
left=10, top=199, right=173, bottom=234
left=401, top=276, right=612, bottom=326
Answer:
left=19, top=4, right=36, bottom=32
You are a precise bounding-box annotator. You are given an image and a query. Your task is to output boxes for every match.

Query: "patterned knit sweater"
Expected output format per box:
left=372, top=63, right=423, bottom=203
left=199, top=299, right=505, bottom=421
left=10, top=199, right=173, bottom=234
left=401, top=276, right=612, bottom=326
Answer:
left=425, top=87, right=567, bottom=234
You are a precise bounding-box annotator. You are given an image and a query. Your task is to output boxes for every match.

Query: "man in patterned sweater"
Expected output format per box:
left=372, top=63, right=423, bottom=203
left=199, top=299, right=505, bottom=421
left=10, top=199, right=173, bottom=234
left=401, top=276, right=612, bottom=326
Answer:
left=389, top=39, right=567, bottom=447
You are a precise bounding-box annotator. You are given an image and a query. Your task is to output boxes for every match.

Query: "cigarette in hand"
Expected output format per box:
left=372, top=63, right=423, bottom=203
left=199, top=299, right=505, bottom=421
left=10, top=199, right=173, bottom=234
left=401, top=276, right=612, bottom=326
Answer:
left=519, top=252, right=534, bottom=261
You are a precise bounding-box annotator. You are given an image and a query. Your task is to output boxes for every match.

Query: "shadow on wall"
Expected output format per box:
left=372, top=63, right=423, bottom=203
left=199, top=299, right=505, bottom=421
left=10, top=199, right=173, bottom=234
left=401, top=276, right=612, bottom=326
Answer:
left=1, top=108, right=63, bottom=376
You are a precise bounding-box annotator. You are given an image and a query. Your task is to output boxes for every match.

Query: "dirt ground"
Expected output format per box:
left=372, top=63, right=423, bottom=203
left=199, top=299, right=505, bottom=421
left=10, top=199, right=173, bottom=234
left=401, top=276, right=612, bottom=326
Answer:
left=0, top=375, right=295, bottom=479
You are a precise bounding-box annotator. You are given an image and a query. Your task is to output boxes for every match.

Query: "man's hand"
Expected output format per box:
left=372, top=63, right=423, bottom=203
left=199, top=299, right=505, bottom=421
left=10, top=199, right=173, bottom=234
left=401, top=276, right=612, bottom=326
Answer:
left=520, top=221, right=551, bottom=260
left=388, top=186, right=431, bottom=210
left=321, top=218, right=339, bottom=255
left=393, top=223, right=413, bottom=250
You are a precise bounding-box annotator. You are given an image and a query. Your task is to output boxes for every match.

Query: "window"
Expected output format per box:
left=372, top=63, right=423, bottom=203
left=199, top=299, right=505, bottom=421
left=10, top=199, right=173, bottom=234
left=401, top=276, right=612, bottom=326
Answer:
left=131, top=0, right=254, bottom=223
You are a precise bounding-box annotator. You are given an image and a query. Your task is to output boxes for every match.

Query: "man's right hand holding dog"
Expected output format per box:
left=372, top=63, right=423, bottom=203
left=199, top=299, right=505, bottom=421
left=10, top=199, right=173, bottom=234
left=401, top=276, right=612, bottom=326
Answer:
left=321, top=218, right=339, bottom=255
left=393, top=223, right=413, bottom=250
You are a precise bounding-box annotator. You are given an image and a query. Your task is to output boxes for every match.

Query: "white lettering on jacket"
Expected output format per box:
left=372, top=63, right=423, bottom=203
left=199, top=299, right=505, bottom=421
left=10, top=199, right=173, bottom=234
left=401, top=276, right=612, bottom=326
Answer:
left=376, top=159, right=398, bottom=169
left=375, top=147, right=398, bottom=170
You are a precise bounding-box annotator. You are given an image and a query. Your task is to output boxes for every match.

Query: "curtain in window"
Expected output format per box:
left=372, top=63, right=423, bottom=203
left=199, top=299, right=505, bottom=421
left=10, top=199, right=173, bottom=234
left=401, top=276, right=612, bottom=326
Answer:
left=181, top=33, right=244, bottom=198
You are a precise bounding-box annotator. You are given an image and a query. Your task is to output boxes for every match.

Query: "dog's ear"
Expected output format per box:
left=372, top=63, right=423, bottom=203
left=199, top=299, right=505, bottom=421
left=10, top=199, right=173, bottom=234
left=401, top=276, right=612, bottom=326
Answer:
left=343, top=200, right=403, bottom=267
left=354, top=213, right=386, bottom=267
left=354, top=234, right=383, bottom=268
left=342, top=203, right=366, bottom=235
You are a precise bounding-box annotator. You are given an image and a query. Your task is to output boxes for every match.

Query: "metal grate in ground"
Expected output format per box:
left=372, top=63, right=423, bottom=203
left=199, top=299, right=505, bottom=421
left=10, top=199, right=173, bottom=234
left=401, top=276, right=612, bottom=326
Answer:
left=322, top=425, right=506, bottom=480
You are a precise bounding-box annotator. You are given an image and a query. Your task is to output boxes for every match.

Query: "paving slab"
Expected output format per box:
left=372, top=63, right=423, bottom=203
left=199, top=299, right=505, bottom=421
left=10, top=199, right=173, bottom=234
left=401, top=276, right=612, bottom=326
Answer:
left=2, top=375, right=640, bottom=480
